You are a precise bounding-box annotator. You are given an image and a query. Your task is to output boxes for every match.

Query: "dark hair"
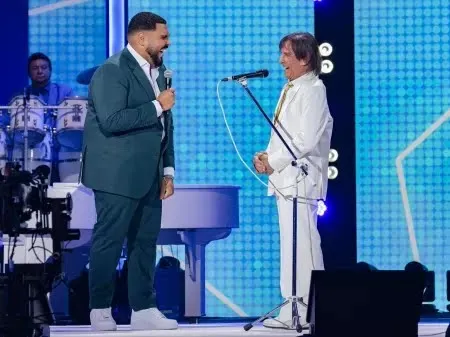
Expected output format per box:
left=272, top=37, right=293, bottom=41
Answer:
left=127, top=12, right=166, bottom=35
left=28, top=52, right=52, bottom=72
left=279, top=32, right=322, bottom=75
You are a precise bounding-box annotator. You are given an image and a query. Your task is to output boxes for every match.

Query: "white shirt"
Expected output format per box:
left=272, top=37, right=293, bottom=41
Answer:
left=127, top=44, right=174, bottom=177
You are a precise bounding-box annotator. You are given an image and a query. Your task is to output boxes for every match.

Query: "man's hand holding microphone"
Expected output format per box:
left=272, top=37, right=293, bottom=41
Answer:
left=157, top=88, right=175, bottom=111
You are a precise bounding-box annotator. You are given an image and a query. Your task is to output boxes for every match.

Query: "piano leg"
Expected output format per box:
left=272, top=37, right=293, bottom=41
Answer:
left=184, top=242, right=205, bottom=318
left=176, top=228, right=233, bottom=319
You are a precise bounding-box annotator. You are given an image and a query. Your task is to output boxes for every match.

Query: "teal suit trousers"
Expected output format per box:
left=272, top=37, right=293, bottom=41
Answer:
left=89, top=175, right=161, bottom=311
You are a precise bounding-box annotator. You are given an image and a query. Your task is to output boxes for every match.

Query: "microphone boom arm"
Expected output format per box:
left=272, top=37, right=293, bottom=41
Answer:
left=222, top=69, right=269, bottom=82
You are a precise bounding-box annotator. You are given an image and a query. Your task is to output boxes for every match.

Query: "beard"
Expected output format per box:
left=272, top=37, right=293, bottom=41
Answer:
left=147, top=46, right=163, bottom=67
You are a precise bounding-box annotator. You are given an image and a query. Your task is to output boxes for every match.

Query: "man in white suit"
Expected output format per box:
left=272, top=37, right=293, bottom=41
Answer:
left=253, top=32, right=333, bottom=329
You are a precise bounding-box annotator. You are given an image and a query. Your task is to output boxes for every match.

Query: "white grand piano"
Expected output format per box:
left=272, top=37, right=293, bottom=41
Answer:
left=2, top=183, right=240, bottom=318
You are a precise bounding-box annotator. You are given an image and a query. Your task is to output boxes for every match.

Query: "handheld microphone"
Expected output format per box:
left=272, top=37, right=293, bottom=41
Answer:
left=164, top=69, right=173, bottom=89
left=221, top=69, right=269, bottom=82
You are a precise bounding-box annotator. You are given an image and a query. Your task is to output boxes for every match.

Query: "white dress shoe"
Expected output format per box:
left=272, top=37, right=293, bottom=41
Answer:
left=90, top=308, right=117, bottom=331
left=131, top=308, right=178, bottom=330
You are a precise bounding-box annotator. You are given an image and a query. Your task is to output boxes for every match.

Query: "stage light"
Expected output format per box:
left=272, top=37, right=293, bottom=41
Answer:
left=317, top=199, right=327, bottom=216
left=319, top=42, right=333, bottom=57
left=328, top=166, right=338, bottom=179
left=405, top=261, right=428, bottom=272
left=329, top=148, right=338, bottom=162
left=356, top=261, right=378, bottom=271
left=406, top=262, right=436, bottom=310
left=321, top=59, right=334, bottom=74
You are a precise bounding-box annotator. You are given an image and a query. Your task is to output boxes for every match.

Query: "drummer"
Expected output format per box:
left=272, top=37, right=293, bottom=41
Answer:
left=27, top=52, right=74, bottom=123
left=27, top=52, right=75, bottom=183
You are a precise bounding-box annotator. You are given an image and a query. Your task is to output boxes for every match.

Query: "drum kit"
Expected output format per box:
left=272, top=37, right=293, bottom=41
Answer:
left=0, top=66, right=98, bottom=184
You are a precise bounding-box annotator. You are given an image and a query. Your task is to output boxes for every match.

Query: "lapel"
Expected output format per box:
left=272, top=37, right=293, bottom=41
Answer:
left=156, top=67, right=166, bottom=92
left=270, top=83, right=301, bottom=137
left=278, top=72, right=316, bottom=123
left=269, top=85, right=302, bottom=152
left=122, top=48, right=157, bottom=102
left=283, top=84, right=301, bottom=116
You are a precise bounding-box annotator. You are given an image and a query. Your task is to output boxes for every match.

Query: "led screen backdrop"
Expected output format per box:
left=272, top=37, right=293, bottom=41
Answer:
left=355, top=0, right=450, bottom=310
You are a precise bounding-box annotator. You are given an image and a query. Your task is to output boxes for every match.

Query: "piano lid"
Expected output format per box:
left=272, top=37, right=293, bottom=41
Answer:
left=161, top=185, right=240, bottom=229
left=48, top=183, right=240, bottom=230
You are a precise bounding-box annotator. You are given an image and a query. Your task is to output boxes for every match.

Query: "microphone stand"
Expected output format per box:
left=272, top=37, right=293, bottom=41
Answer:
left=23, top=87, right=30, bottom=172
left=238, top=78, right=307, bottom=334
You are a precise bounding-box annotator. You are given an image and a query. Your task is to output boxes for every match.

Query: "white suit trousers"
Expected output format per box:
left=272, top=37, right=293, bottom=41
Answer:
left=276, top=194, right=324, bottom=303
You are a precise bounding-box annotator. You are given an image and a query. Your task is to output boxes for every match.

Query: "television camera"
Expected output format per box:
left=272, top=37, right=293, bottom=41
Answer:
left=0, top=162, right=80, bottom=337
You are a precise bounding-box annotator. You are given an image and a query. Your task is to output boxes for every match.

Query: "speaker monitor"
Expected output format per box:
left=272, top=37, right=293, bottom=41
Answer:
left=307, top=270, right=426, bottom=337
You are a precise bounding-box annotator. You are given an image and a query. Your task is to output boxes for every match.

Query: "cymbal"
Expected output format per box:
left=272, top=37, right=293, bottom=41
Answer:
left=76, top=66, right=99, bottom=85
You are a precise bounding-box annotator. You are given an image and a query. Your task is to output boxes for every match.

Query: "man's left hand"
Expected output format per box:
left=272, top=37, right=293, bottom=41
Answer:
left=260, top=153, right=274, bottom=175
left=160, top=176, right=175, bottom=200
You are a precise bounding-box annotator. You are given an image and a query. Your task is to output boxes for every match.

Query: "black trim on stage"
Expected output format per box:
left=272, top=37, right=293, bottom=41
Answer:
left=314, top=0, right=357, bottom=269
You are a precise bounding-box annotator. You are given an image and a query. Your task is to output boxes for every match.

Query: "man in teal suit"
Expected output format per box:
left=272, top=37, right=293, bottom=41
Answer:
left=81, top=12, right=177, bottom=331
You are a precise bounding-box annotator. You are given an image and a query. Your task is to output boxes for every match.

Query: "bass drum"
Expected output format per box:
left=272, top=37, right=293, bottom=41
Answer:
left=10, top=131, right=53, bottom=175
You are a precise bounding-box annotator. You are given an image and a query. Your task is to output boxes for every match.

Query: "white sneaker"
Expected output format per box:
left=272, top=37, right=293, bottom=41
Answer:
left=130, top=308, right=178, bottom=330
left=90, top=308, right=117, bottom=331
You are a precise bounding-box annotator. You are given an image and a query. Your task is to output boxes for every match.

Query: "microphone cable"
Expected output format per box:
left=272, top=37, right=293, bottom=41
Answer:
left=216, top=80, right=272, bottom=189
left=217, top=79, right=320, bottom=272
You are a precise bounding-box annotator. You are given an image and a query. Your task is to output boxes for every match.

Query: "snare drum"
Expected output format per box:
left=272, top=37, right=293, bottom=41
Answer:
left=11, top=131, right=53, bottom=174
left=56, top=97, right=87, bottom=151
left=8, top=95, right=46, bottom=146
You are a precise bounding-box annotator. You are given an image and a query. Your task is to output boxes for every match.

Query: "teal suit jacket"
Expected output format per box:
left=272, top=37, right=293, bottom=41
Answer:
left=81, top=48, right=175, bottom=199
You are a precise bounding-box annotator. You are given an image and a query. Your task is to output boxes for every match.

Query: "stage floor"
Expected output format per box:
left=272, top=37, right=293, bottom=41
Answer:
left=50, top=322, right=449, bottom=337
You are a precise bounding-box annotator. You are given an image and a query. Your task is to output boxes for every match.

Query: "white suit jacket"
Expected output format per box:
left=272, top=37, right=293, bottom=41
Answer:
left=266, top=72, right=333, bottom=200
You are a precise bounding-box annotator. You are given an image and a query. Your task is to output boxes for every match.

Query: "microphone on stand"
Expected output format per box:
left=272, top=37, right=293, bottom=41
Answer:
left=164, top=69, right=173, bottom=89
left=23, top=86, right=30, bottom=106
left=221, top=69, right=269, bottom=82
